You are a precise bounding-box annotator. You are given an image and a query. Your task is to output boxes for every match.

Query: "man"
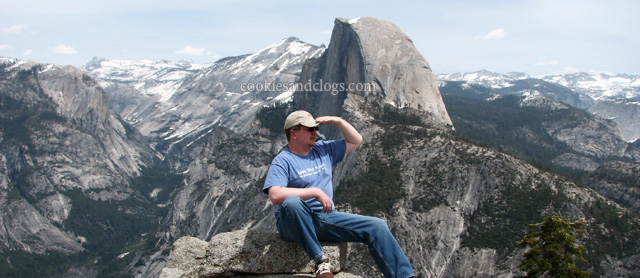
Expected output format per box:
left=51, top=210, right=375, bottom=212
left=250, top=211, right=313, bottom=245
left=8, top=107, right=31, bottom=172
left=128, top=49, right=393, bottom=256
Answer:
left=263, top=110, right=415, bottom=278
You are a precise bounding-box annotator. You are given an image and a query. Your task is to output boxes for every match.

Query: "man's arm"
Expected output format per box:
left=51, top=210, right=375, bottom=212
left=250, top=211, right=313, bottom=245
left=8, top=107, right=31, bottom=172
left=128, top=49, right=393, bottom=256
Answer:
left=267, top=186, right=333, bottom=213
left=314, top=116, right=363, bottom=154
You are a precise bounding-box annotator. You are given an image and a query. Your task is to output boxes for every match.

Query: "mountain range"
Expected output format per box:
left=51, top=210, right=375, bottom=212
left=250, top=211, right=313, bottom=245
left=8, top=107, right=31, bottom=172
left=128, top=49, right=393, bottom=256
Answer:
left=1, top=16, right=639, bottom=278
left=83, top=48, right=640, bottom=145
left=436, top=70, right=640, bottom=143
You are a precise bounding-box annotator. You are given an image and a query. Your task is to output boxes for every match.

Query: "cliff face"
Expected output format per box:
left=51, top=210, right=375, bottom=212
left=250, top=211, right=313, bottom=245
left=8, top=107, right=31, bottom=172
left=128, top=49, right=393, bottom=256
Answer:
left=158, top=125, right=283, bottom=242
left=588, top=100, right=640, bottom=143
left=0, top=59, right=154, bottom=257
left=295, top=17, right=452, bottom=137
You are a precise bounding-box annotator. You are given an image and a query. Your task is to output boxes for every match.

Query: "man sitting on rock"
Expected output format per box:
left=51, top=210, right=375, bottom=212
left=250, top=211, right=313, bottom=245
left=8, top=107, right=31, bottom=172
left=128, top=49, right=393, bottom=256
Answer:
left=263, top=110, right=415, bottom=278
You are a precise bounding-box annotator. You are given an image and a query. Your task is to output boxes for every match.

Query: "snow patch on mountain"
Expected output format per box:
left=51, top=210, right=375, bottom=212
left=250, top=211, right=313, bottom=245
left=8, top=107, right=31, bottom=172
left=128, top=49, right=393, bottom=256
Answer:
left=83, top=57, right=213, bottom=102
left=437, top=70, right=529, bottom=89
left=437, top=70, right=640, bottom=102
left=83, top=37, right=324, bottom=149
left=228, top=37, right=321, bottom=76
left=542, top=73, right=640, bottom=101
left=0, top=57, right=28, bottom=70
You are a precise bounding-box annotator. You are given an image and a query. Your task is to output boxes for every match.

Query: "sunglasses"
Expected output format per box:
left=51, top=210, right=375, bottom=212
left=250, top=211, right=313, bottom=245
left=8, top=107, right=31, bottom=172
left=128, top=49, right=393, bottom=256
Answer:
left=294, top=126, right=319, bottom=132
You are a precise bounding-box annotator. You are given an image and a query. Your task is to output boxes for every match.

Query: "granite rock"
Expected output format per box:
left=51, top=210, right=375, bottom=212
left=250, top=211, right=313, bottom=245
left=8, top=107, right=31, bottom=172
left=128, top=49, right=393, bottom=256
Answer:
left=160, top=230, right=358, bottom=278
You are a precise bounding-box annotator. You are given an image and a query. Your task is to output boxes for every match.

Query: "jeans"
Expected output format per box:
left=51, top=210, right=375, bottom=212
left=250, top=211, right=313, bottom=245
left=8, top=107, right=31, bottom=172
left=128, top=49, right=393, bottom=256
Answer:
left=276, top=196, right=415, bottom=278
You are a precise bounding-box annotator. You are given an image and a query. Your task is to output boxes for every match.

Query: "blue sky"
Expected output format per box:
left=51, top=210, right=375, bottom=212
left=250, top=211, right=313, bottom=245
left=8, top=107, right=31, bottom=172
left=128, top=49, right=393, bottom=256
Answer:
left=1, top=0, right=638, bottom=76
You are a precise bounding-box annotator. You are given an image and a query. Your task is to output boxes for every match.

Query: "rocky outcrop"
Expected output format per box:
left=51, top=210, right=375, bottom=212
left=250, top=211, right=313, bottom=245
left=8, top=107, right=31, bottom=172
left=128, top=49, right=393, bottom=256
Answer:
left=160, top=230, right=360, bottom=278
left=586, top=161, right=640, bottom=209
left=37, top=64, right=154, bottom=179
left=588, top=100, right=640, bottom=143
left=551, top=153, right=600, bottom=172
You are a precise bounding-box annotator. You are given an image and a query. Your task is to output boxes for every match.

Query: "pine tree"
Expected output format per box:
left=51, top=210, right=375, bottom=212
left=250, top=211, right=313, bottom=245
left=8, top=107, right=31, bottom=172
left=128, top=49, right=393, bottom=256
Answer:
left=516, top=215, right=591, bottom=277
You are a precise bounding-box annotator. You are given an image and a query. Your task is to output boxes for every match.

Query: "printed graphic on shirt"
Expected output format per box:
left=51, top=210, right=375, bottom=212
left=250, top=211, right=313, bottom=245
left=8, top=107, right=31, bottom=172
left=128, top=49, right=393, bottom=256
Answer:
left=297, top=162, right=327, bottom=179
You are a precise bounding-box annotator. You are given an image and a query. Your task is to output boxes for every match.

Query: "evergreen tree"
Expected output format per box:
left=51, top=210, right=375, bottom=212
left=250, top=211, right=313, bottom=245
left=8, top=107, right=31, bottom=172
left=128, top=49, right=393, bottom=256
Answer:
left=516, top=216, right=591, bottom=277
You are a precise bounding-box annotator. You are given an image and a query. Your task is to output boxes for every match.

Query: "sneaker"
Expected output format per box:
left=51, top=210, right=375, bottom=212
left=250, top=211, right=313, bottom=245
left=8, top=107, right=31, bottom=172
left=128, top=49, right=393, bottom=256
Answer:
left=315, top=259, right=333, bottom=278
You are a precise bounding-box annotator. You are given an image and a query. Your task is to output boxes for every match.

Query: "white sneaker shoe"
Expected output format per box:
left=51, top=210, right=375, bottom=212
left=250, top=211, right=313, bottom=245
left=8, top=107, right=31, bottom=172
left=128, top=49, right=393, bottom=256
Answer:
left=315, top=259, right=333, bottom=278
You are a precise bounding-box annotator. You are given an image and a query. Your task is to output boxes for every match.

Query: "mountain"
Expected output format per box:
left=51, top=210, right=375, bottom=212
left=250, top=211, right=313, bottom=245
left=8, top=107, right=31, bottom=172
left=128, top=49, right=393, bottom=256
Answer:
left=542, top=72, right=640, bottom=101
left=437, top=70, right=640, bottom=142
left=84, top=39, right=323, bottom=140
left=439, top=81, right=640, bottom=218
left=439, top=81, right=635, bottom=162
left=83, top=57, right=213, bottom=117
left=0, top=57, right=162, bottom=276
left=437, top=70, right=640, bottom=102
left=295, top=17, right=452, bottom=132
left=84, top=38, right=325, bottom=173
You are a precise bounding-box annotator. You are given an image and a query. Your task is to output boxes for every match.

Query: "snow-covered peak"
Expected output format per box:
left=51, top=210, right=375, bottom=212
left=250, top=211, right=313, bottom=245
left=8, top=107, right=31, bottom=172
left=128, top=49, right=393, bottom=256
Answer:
left=436, top=70, right=530, bottom=89
left=84, top=38, right=325, bottom=143
left=542, top=72, right=640, bottom=101
left=226, top=37, right=325, bottom=75
left=262, top=37, right=315, bottom=56
left=83, top=57, right=214, bottom=102
left=348, top=17, right=361, bottom=24
left=437, top=70, right=640, bottom=102
left=1, top=57, right=70, bottom=75
left=0, top=57, right=28, bottom=70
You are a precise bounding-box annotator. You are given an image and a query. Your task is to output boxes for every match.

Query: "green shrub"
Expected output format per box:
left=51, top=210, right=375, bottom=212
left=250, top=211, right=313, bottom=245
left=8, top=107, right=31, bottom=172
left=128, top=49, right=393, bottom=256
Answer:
left=516, top=216, right=590, bottom=278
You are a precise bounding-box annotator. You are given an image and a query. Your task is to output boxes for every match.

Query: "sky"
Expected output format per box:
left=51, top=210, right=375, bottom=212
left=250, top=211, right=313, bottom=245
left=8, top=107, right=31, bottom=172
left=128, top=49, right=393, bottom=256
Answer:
left=1, top=0, right=638, bottom=76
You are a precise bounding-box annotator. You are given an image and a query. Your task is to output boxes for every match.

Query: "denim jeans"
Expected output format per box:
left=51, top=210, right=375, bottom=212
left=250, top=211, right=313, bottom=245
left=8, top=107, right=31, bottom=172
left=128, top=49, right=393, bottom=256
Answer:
left=276, top=196, right=415, bottom=278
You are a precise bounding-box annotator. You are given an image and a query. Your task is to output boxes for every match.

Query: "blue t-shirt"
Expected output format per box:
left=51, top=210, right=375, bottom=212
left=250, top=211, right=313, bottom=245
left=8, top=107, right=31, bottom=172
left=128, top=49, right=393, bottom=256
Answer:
left=263, top=140, right=347, bottom=215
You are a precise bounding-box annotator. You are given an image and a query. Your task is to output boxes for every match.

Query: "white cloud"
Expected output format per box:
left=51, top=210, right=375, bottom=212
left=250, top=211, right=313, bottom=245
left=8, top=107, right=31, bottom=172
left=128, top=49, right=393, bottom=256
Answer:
left=534, top=61, right=560, bottom=66
left=2, top=24, right=27, bottom=34
left=23, top=49, right=33, bottom=55
left=175, top=45, right=206, bottom=56
left=0, top=44, right=13, bottom=50
left=50, top=44, right=78, bottom=54
left=211, top=54, right=222, bottom=60
left=474, top=28, right=507, bottom=40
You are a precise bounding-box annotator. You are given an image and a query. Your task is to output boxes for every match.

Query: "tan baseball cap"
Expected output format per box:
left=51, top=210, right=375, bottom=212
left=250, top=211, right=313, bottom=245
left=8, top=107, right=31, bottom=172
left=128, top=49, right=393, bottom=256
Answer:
left=283, top=110, right=319, bottom=130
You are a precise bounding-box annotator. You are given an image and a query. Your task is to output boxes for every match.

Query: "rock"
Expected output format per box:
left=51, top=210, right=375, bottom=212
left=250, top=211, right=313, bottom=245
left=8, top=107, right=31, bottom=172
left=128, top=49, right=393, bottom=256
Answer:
left=160, top=230, right=355, bottom=278
left=162, top=237, right=210, bottom=278
left=588, top=100, right=640, bottom=143
left=294, top=17, right=453, bottom=136
left=551, top=153, right=600, bottom=172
